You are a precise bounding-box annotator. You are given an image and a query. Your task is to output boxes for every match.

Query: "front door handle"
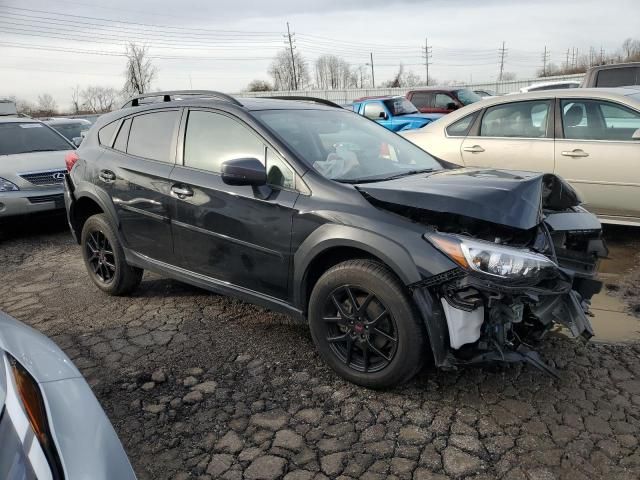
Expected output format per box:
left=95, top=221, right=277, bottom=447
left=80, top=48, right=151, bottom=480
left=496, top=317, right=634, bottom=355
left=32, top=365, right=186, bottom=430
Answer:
left=170, top=185, right=194, bottom=199
left=561, top=149, right=589, bottom=158
left=98, top=169, right=116, bottom=183
left=463, top=145, right=485, bottom=153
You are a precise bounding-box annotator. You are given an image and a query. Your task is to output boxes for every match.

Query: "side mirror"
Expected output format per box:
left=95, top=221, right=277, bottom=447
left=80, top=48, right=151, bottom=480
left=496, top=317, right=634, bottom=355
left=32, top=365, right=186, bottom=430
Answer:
left=446, top=102, right=458, bottom=111
left=632, top=128, right=640, bottom=140
left=379, top=111, right=388, bottom=120
left=72, top=137, right=83, bottom=147
left=221, top=157, right=266, bottom=186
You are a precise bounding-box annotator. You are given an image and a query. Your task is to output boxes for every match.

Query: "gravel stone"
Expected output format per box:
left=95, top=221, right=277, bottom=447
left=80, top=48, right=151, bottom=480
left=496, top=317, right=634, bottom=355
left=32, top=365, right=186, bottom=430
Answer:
left=442, top=446, right=483, bottom=477
left=193, top=380, right=218, bottom=394
left=250, top=410, right=289, bottom=430
left=273, top=429, right=304, bottom=451
left=244, top=455, right=286, bottom=480
left=183, top=390, right=203, bottom=404
left=206, top=454, right=233, bottom=477
left=320, top=452, right=346, bottom=476
left=216, top=431, right=244, bottom=454
left=151, top=369, right=167, bottom=383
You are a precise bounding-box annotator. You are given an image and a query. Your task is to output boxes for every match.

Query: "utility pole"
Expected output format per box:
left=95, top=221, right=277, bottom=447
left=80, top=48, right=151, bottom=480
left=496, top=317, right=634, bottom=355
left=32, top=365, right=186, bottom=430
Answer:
left=497, top=41, right=507, bottom=81
left=565, top=48, right=570, bottom=70
left=600, top=46, right=605, bottom=64
left=423, top=37, right=432, bottom=86
left=369, top=52, right=375, bottom=88
left=542, top=45, right=549, bottom=76
left=285, top=22, right=298, bottom=90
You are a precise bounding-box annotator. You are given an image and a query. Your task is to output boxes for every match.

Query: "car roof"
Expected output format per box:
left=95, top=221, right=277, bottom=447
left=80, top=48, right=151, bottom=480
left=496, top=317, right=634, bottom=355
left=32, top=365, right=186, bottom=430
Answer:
left=0, top=116, right=43, bottom=124
left=586, top=61, right=640, bottom=71
left=407, top=86, right=467, bottom=92
left=44, top=118, right=92, bottom=125
left=523, top=80, right=581, bottom=88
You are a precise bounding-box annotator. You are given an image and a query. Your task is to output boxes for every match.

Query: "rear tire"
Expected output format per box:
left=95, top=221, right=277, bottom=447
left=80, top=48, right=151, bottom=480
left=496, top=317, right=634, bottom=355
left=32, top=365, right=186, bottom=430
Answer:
left=308, top=259, right=426, bottom=389
left=81, top=213, right=142, bottom=296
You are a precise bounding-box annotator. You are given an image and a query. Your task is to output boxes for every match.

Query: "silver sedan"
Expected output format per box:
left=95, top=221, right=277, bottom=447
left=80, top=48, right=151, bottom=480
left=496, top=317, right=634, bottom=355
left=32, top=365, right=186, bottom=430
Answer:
left=0, top=311, right=136, bottom=480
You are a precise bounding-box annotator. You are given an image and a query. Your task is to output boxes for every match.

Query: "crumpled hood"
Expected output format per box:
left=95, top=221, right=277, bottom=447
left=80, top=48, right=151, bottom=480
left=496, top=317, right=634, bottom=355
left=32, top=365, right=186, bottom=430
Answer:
left=357, top=168, right=581, bottom=230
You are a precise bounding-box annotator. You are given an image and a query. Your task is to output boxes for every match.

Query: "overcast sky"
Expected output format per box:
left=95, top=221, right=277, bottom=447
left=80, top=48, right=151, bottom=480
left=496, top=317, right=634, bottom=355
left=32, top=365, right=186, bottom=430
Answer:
left=1, top=0, right=638, bottom=110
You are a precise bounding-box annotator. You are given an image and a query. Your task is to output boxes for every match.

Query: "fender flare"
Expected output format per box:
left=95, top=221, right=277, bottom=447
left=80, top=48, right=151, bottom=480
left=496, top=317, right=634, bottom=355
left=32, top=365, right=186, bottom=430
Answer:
left=68, top=182, right=121, bottom=242
left=292, top=223, right=422, bottom=308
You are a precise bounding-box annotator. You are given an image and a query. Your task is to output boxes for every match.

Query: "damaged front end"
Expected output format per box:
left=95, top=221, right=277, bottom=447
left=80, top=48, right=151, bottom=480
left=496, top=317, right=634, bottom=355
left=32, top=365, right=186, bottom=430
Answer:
left=413, top=212, right=606, bottom=377
left=359, top=170, right=608, bottom=377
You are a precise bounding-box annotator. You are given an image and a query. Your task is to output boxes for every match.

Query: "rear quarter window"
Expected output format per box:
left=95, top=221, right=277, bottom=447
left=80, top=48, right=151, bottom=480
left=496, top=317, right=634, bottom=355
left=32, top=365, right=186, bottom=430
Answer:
left=446, top=112, right=478, bottom=137
left=595, top=67, right=640, bottom=87
left=98, top=121, right=119, bottom=146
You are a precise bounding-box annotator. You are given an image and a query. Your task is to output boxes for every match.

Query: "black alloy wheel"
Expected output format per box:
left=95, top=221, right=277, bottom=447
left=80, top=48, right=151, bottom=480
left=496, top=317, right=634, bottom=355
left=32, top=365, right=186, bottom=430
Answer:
left=322, top=285, right=398, bottom=373
left=85, top=230, right=116, bottom=284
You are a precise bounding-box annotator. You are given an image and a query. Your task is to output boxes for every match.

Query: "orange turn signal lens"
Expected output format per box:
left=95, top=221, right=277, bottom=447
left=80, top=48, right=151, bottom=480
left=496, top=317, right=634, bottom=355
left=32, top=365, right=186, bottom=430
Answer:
left=425, top=234, right=470, bottom=270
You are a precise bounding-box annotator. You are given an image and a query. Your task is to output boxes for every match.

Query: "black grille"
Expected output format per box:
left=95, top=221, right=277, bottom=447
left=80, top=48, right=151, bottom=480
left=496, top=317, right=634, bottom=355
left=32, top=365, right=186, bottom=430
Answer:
left=27, top=194, right=64, bottom=205
left=19, top=170, right=66, bottom=186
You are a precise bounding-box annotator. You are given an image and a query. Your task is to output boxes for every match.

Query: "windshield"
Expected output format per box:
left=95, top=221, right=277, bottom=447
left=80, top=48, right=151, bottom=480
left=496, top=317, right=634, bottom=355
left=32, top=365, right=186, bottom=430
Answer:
left=49, top=122, right=90, bottom=141
left=455, top=89, right=482, bottom=105
left=254, top=109, right=443, bottom=183
left=383, top=98, right=418, bottom=115
left=0, top=122, right=71, bottom=155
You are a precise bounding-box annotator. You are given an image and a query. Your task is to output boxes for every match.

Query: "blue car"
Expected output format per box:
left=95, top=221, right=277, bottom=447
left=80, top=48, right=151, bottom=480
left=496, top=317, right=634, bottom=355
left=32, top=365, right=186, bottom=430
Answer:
left=352, top=96, right=443, bottom=132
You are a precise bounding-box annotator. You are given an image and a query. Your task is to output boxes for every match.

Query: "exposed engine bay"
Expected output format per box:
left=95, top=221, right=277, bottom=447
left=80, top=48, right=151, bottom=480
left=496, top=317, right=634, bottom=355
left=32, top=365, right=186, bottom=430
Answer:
left=358, top=169, right=608, bottom=376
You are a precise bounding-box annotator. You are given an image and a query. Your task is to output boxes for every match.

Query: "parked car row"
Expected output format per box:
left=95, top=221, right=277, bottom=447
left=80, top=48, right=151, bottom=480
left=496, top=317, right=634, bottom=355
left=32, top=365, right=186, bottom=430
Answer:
left=402, top=87, right=640, bottom=225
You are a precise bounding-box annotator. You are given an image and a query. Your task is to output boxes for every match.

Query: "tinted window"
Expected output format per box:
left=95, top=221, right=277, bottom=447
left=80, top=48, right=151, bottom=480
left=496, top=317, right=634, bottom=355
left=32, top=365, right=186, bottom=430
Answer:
left=434, top=93, right=454, bottom=109
left=98, top=121, right=119, bottom=146
left=410, top=92, right=430, bottom=109
left=127, top=111, right=178, bottom=162
left=184, top=110, right=265, bottom=173
left=50, top=121, right=90, bottom=141
left=383, top=98, right=418, bottom=115
left=454, top=89, right=482, bottom=105
left=561, top=99, right=640, bottom=140
left=480, top=100, right=552, bottom=138
left=0, top=122, right=70, bottom=156
left=363, top=102, right=386, bottom=120
left=266, top=149, right=295, bottom=189
left=446, top=112, right=478, bottom=137
left=113, top=118, right=131, bottom=152
left=595, top=67, right=640, bottom=87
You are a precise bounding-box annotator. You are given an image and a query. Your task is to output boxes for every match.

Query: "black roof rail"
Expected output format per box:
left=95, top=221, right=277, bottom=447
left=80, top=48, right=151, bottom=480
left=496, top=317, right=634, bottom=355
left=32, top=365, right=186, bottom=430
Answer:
left=262, top=96, right=342, bottom=108
left=121, top=90, right=242, bottom=108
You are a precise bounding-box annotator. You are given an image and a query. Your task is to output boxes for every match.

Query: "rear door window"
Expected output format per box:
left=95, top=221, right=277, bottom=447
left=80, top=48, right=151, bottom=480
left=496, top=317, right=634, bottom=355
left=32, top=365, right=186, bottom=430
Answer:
left=561, top=99, right=640, bottom=140
left=127, top=111, right=179, bottom=162
left=480, top=100, right=552, bottom=138
left=113, top=118, right=131, bottom=152
left=595, top=66, right=640, bottom=87
left=434, top=93, right=455, bottom=109
left=410, top=92, right=430, bottom=109
left=0, top=122, right=71, bottom=155
left=98, top=120, right=119, bottom=146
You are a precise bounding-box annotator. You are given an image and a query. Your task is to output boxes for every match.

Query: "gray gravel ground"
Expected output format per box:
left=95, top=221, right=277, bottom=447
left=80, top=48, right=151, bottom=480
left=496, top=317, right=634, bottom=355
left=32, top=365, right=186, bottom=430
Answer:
left=1, top=217, right=639, bottom=480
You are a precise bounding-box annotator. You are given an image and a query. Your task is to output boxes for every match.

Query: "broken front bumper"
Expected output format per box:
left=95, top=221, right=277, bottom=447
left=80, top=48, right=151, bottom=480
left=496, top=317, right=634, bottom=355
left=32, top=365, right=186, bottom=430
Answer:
left=411, top=268, right=602, bottom=376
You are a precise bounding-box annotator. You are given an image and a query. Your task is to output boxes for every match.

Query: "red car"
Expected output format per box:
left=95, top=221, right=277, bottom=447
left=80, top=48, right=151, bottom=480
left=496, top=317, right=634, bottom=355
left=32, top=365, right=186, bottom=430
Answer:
left=406, top=87, right=482, bottom=114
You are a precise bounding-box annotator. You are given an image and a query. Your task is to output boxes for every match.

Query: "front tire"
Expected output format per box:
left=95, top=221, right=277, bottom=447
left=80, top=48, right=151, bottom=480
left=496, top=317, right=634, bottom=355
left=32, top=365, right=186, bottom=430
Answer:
left=308, top=259, right=426, bottom=389
left=81, top=213, right=143, bottom=296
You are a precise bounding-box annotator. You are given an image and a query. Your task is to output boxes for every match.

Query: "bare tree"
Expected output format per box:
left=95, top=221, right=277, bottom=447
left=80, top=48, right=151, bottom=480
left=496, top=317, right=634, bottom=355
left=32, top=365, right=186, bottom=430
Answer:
left=82, top=86, right=119, bottom=113
left=403, top=71, right=423, bottom=87
left=501, top=72, right=517, bottom=81
left=71, top=85, right=82, bottom=114
left=315, top=55, right=353, bottom=89
left=268, top=49, right=310, bottom=91
left=37, top=93, right=57, bottom=116
left=246, top=80, right=273, bottom=92
left=123, top=43, right=157, bottom=97
left=381, top=64, right=423, bottom=88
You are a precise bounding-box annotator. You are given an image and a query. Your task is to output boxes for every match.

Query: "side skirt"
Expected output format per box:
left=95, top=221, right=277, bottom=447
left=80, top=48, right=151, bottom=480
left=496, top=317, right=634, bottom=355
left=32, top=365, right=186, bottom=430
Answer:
left=125, top=250, right=306, bottom=322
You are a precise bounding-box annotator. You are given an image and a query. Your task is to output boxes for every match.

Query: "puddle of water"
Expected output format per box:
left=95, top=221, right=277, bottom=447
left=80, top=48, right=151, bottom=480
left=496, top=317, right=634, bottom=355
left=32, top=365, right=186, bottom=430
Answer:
left=590, top=292, right=640, bottom=343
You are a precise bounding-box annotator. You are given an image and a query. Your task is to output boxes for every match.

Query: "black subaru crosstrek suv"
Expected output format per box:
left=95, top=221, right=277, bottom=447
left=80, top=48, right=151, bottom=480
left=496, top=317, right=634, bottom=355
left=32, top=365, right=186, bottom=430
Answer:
left=64, top=90, right=606, bottom=388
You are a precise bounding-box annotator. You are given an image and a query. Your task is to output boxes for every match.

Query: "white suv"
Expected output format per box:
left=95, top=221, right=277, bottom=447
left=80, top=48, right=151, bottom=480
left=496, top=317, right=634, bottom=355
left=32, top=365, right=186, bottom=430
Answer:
left=0, top=117, right=75, bottom=219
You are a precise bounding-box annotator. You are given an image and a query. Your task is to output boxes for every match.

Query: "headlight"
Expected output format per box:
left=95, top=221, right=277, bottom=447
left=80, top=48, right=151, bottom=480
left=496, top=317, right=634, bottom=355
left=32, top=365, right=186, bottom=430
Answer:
left=425, top=232, right=557, bottom=281
left=0, top=177, right=20, bottom=192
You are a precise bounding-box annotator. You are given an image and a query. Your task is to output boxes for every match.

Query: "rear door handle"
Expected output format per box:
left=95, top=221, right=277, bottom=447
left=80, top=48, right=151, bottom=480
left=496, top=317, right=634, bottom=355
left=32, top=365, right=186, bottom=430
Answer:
left=98, top=169, right=116, bottom=183
left=463, top=145, right=485, bottom=153
left=561, top=149, right=589, bottom=158
left=170, top=185, right=194, bottom=199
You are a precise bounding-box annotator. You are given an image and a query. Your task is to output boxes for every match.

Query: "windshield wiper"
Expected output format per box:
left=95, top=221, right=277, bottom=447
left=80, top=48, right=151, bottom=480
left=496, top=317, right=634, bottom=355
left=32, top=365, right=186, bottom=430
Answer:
left=379, top=168, right=436, bottom=181
left=334, top=169, right=436, bottom=184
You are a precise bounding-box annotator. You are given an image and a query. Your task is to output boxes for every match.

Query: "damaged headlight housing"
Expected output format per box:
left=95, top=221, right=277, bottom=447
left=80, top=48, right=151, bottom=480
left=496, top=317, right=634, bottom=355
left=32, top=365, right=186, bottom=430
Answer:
left=425, top=232, right=558, bottom=281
